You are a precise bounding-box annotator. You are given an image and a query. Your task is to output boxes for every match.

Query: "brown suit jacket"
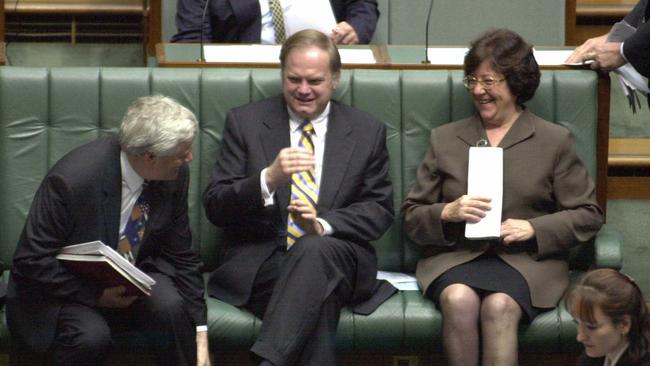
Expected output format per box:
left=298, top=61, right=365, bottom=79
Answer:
left=401, top=110, right=603, bottom=308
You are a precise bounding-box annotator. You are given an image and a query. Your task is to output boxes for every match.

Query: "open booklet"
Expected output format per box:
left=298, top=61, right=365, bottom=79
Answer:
left=57, top=240, right=156, bottom=296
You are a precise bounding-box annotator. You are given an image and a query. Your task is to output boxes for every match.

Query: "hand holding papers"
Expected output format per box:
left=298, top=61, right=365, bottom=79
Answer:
left=465, top=146, right=503, bottom=240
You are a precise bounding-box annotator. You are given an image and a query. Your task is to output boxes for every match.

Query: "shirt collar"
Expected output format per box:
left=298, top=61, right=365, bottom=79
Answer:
left=288, top=102, right=330, bottom=137
left=605, top=341, right=629, bottom=366
left=120, top=151, right=145, bottom=192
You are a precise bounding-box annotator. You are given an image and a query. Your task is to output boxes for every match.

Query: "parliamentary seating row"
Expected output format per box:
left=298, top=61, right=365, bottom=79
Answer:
left=0, top=67, right=621, bottom=362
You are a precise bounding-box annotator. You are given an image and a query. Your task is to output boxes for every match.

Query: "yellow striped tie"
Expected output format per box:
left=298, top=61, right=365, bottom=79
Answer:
left=269, top=0, right=286, bottom=43
left=287, top=121, right=318, bottom=248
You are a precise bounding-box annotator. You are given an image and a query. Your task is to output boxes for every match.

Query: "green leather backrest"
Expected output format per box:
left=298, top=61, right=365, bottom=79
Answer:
left=0, top=67, right=598, bottom=275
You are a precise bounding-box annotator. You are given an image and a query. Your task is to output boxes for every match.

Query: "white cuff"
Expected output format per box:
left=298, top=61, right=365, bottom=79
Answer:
left=196, top=325, right=208, bottom=332
left=316, top=218, right=334, bottom=236
left=620, top=42, right=629, bottom=63
left=260, top=168, right=276, bottom=206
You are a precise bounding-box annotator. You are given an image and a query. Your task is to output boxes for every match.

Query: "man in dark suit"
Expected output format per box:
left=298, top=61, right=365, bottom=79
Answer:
left=171, top=0, right=379, bottom=44
left=566, top=0, right=649, bottom=77
left=203, top=29, right=394, bottom=366
left=6, top=96, right=210, bottom=366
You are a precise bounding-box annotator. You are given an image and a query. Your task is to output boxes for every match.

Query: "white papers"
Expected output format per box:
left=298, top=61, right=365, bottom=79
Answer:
left=376, top=271, right=419, bottom=291
left=203, top=45, right=375, bottom=64
left=426, top=47, right=469, bottom=65
left=283, top=0, right=337, bottom=38
left=465, top=147, right=503, bottom=239
left=339, top=49, right=375, bottom=64
left=204, top=45, right=281, bottom=63
left=534, top=50, right=572, bottom=65
left=531, top=49, right=594, bottom=66
left=616, top=63, right=650, bottom=94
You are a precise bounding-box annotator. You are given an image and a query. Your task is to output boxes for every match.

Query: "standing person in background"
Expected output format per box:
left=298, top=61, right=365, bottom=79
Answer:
left=172, top=0, right=379, bottom=45
left=566, top=0, right=649, bottom=78
left=566, top=268, right=650, bottom=366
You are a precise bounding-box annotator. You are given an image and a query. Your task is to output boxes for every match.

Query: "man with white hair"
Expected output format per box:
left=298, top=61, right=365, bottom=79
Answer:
left=7, top=95, right=210, bottom=366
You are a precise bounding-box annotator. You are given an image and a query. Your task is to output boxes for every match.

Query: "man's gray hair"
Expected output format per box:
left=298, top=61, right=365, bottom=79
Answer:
left=119, top=95, right=198, bottom=157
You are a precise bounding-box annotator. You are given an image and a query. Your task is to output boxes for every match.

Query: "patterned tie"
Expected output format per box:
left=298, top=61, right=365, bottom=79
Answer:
left=268, top=0, right=286, bottom=43
left=287, top=121, right=318, bottom=248
left=118, top=185, right=149, bottom=264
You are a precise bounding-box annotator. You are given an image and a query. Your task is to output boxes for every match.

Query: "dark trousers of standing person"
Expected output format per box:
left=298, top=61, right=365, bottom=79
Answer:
left=248, top=235, right=357, bottom=366
left=51, top=273, right=197, bottom=366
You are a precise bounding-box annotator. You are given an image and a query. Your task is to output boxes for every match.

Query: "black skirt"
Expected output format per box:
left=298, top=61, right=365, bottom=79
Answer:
left=426, top=250, right=543, bottom=321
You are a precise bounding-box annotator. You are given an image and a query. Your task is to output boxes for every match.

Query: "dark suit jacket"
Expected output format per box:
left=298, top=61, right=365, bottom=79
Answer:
left=577, top=350, right=650, bottom=366
left=203, top=95, right=394, bottom=312
left=401, top=111, right=604, bottom=308
left=622, top=0, right=650, bottom=77
left=172, top=0, right=379, bottom=44
left=6, top=137, right=206, bottom=352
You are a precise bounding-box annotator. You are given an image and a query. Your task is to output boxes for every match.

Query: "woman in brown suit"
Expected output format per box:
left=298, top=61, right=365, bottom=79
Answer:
left=401, top=28, right=604, bottom=366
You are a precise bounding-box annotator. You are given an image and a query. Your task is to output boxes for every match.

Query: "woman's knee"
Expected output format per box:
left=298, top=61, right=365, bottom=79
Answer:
left=481, top=293, right=522, bottom=323
left=439, top=284, right=481, bottom=315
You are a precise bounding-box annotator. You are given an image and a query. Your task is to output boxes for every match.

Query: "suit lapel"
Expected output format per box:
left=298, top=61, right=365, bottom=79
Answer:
left=261, top=101, right=292, bottom=220
left=455, top=115, right=486, bottom=147
left=319, top=103, right=354, bottom=210
left=102, top=141, right=122, bottom=249
left=497, top=110, right=535, bottom=149
left=455, top=111, right=535, bottom=149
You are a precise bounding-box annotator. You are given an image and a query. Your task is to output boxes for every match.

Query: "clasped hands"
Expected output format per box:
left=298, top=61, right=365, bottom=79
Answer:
left=441, top=195, right=535, bottom=245
left=266, top=147, right=324, bottom=236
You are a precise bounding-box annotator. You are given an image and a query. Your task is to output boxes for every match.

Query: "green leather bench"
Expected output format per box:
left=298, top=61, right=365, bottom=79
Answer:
left=0, top=67, right=621, bottom=361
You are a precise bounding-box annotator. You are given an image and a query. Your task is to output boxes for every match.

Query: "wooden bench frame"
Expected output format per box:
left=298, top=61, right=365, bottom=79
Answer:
left=2, top=0, right=161, bottom=56
left=608, top=138, right=650, bottom=199
left=565, top=0, right=636, bottom=45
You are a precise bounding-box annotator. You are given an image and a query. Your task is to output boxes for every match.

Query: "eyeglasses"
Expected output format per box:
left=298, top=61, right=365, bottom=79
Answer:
left=463, top=76, right=505, bottom=89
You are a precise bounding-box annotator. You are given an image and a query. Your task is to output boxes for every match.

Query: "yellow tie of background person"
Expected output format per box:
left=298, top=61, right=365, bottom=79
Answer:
left=269, top=0, right=286, bottom=43
left=287, top=121, right=318, bottom=248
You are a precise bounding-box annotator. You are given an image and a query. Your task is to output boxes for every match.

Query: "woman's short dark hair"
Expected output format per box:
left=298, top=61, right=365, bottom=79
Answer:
left=464, top=28, right=540, bottom=106
left=565, top=269, right=650, bottom=363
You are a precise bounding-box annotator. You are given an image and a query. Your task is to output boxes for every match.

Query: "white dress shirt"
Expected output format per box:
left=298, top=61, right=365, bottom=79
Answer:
left=120, top=152, right=145, bottom=237
left=260, top=103, right=333, bottom=235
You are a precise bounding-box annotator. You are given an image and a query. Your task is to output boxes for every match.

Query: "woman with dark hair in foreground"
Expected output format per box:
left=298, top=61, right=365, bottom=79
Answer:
left=566, top=268, right=650, bottom=366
